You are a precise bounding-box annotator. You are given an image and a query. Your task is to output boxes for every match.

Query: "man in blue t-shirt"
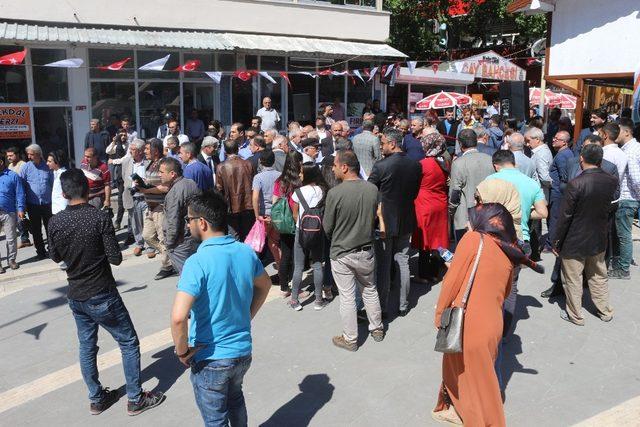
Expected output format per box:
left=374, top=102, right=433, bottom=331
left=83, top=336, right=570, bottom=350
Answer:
left=170, top=191, right=271, bottom=425
left=479, top=150, right=548, bottom=391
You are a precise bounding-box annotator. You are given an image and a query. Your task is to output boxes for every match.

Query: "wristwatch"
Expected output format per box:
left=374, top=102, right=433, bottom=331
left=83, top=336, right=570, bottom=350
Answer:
left=174, top=347, right=189, bottom=358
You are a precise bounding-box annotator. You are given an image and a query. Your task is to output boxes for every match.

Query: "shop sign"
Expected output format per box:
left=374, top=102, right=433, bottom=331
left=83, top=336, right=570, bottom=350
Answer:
left=348, top=116, right=362, bottom=128
left=0, top=106, right=31, bottom=139
left=443, top=50, right=526, bottom=82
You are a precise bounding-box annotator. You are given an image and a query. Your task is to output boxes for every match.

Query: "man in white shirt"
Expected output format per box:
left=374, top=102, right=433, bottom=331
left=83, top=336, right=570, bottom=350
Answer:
left=599, top=122, right=628, bottom=183
left=486, top=99, right=500, bottom=117
left=162, top=119, right=189, bottom=148
left=255, top=97, right=280, bottom=131
left=611, top=118, right=640, bottom=280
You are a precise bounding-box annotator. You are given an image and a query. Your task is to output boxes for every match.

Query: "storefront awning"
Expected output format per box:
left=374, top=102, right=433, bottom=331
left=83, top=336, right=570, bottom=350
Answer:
left=0, top=21, right=406, bottom=59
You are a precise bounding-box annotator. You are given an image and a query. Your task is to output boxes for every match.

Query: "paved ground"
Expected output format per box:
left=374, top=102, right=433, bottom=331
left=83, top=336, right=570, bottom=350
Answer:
left=0, top=226, right=639, bottom=426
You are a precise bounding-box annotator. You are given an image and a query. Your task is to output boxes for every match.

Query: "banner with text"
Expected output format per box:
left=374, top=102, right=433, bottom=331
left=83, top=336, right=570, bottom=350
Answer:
left=0, top=107, right=31, bottom=139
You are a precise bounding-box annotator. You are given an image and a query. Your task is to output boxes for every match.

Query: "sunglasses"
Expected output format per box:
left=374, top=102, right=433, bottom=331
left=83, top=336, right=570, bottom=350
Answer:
left=184, top=215, right=201, bottom=223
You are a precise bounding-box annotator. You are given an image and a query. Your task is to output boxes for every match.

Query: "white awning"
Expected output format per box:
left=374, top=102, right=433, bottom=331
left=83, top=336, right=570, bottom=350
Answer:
left=0, top=21, right=406, bottom=59
left=396, top=67, right=475, bottom=86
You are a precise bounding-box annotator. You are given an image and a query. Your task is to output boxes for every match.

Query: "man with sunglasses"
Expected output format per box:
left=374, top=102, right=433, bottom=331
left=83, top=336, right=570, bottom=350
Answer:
left=171, top=191, right=271, bottom=425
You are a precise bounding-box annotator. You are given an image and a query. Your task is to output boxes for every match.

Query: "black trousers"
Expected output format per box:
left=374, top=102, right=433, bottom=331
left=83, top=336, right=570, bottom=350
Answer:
left=278, top=233, right=295, bottom=292
left=115, top=179, right=125, bottom=225
left=27, top=203, right=52, bottom=256
left=228, top=210, right=255, bottom=243
left=418, top=249, right=444, bottom=281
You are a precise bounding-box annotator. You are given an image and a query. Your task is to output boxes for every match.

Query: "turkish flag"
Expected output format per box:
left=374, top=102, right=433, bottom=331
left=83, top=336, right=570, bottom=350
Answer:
left=0, top=48, right=27, bottom=66
left=234, top=70, right=255, bottom=81
left=317, top=68, right=333, bottom=76
left=99, top=57, right=131, bottom=70
left=174, top=59, right=201, bottom=72
left=279, top=72, right=292, bottom=88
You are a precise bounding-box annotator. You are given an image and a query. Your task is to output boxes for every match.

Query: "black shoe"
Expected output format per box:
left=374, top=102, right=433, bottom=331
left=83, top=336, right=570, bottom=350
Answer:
left=90, top=388, right=119, bottom=415
left=124, top=235, right=135, bottom=246
left=36, top=253, right=48, bottom=261
left=398, top=309, right=409, bottom=317
left=154, top=268, right=176, bottom=281
left=127, top=390, right=166, bottom=416
left=540, top=285, right=562, bottom=298
left=0, top=266, right=5, bottom=274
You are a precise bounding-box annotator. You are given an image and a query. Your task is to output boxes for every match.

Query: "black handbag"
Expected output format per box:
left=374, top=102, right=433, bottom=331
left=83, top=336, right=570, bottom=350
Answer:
left=434, top=235, right=484, bottom=354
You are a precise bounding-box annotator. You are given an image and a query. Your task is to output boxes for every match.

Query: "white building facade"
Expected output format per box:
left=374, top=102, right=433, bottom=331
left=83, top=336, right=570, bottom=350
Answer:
left=0, top=0, right=404, bottom=162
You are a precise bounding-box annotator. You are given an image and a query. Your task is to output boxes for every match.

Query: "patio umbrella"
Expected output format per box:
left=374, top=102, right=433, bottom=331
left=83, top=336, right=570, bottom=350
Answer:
left=557, top=93, right=577, bottom=110
left=415, top=91, right=472, bottom=110
left=529, top=87, right=561, bottom=105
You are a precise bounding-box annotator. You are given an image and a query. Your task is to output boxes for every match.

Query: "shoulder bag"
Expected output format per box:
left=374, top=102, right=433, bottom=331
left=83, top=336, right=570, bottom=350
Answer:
left=434, top=235, right=484, bottom=354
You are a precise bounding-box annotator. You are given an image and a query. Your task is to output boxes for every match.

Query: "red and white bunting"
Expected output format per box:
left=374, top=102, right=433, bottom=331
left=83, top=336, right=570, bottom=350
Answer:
left=0, top=48, right=27, bottom=66
left=139, top=55, right=170, bottom=71
left=367, top=67, right=379, bottom=82
left=259, top=71, right=276, bottom=84
left=99, top=57, right=131, bottom=71
left=174, top=59, right=200, bottom=72
left=44, top=58, right=83, bottom=68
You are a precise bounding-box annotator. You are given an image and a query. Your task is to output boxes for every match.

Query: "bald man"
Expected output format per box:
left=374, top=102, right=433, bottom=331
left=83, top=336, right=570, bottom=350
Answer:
left=256, top=96, right=280, bottom=131
left=507, top=133, right=537, bottom=180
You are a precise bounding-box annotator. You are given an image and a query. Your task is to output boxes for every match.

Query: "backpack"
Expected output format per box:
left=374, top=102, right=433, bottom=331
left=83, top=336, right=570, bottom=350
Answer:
left=295, top=188, right=324, bottom=251
left=271, top=197, right=296, bottom=235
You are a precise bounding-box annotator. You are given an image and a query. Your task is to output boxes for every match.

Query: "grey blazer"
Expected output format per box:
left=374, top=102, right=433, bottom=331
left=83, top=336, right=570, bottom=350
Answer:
left=121, top=156, right=150, bottom=210
left=449, top=150, right=495, bottom=230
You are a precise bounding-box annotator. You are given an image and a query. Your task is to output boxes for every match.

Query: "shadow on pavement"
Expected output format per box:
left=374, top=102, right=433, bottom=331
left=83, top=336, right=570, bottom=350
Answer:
left=259, top=374, right=334, bottom=427
left=501, top=333, right=538, bottom=398
left=135, top=346, right=187, bottom=394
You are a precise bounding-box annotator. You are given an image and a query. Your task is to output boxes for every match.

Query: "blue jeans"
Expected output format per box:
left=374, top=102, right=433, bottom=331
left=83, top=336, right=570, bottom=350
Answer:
left=615, top=200, right=640, bottom=272
left=190, top=355, right=252, bottom=426
left=68, top=290, right=142, bottom=403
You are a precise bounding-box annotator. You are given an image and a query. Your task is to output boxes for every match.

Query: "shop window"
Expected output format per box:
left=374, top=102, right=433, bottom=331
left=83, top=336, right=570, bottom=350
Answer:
left=33, top=107, right=75, bottom=164
left=89, top=49, right=134, bottom=79
left=288, top=59, right=317, bottom=125
left=91, top=82, right=135, bottom=136
left=183, top=82, right=215, bottom=136
left=232, top=77, right=255, bottom=126
left=138, top=82, right=180, bottom=139
left=218, top=54, right=235, bottom=71
left=31, top=48, right=69, bottom=102
left=260, top=56, right=285, bottom=71
left=346, top=61, right=373, bottom=121
left=318, top=61, right=346, bottom=119
left=0, top=46, right=27, bottom=103
left=137, top=50, right=180, bottom=80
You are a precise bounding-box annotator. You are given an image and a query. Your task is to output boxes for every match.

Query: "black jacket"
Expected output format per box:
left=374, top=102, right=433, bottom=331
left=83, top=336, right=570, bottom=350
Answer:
left=368, top=152, right=421, bottom=237
left=553, top=168, right=618, bottom=258
left=564, top=156, right=619, bottom=200
left=436, top=119, right=459, bottom=146
left=320, top=135, right=334, bottom=158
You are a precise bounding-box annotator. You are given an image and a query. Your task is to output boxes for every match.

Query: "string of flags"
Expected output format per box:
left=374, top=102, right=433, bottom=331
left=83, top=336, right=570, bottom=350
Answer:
left=0, top=48, right=540, bottom=88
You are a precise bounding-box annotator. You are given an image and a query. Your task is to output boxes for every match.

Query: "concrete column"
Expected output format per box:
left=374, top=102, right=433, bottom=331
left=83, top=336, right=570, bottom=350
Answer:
left=67, top=46, right=91, bottom=164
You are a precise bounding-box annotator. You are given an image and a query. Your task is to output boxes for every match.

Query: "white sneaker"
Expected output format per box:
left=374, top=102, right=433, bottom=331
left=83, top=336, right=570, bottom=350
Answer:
left=314, top=301, right=327, bottom=311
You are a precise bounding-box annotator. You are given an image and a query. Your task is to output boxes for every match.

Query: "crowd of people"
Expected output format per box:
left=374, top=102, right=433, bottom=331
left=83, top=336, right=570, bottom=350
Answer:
left=1, top=95, right=639, bottom=426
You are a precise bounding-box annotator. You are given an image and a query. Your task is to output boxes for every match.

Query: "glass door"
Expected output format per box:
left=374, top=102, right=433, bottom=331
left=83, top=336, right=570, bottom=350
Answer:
left=33, top=107, right=74, bottom=165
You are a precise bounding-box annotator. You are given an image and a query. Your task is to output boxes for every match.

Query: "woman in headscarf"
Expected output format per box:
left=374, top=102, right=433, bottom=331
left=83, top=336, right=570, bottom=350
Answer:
left=432, top=203, right=543, bottom=426
left=411, top=131, right=450, bottom=283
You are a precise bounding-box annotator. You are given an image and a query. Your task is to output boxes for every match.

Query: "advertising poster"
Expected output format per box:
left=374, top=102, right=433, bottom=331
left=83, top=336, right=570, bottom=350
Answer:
left=0, top=106, right=31, bottom=139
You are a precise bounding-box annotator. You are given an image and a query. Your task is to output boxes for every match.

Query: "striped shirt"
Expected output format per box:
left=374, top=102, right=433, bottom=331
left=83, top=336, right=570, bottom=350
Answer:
left=144, top=159, right=166, bottom=211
